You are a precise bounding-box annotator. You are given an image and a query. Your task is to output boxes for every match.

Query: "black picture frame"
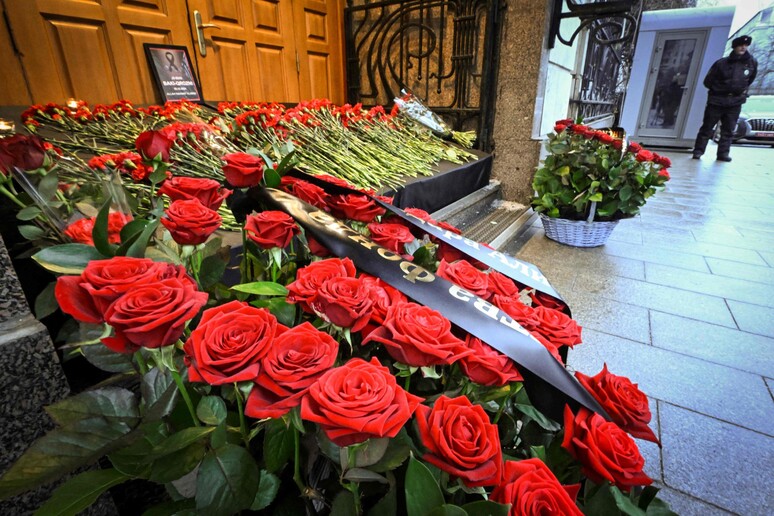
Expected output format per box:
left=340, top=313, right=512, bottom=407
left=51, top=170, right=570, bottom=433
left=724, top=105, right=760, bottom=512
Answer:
left=143, top=44, right=203, bottom=103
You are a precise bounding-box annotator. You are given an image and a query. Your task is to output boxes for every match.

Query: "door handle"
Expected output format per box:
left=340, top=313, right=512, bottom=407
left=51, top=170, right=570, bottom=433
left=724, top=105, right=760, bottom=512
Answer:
left=194, top=10, right=220, bottom=57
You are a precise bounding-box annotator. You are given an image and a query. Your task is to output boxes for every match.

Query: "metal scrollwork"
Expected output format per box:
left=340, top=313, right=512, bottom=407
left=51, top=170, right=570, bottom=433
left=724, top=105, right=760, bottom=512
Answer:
left=344, top=0, right=503, bottom=150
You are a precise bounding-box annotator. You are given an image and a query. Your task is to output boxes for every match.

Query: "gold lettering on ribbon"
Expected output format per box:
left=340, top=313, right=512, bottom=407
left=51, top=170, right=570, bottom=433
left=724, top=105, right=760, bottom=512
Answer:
left=449, top=286, right=534, bottom=339
left=348, top=233, right=380, bottom=250
left=377, top=248, right=403, bottom=261
left=400, top=261, right=435, bottom=283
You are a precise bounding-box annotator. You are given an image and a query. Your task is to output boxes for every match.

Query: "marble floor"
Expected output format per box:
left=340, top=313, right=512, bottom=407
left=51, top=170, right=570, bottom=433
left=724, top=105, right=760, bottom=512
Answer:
left=503, top=142, right=774, bottom=515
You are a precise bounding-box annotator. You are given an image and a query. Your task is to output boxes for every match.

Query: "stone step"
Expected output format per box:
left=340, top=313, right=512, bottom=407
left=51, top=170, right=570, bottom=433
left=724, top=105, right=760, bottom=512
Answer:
left=431, top=180, right=536, bottom=251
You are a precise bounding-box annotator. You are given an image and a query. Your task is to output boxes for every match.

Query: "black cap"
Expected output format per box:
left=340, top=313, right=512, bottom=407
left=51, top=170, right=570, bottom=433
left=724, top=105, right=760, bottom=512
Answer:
left=732, top=35, right=752, bottom=47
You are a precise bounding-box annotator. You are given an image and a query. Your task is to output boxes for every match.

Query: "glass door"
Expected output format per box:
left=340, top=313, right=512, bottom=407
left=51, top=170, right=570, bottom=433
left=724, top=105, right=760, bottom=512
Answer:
left=637, top=30, right=707, bottom=138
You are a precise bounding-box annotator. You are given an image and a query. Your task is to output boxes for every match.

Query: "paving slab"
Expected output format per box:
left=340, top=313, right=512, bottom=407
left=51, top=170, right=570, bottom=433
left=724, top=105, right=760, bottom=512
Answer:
left=644, top=262, right=774, bottom=308
left=567, top=330, right=774, bottom=436
left=726, top=300, right=774, bottom=337
left=650, top=311, right=774, bottom=377
left=561, top=290, right=651, bottom=344
left=575, top=275, right=736, bottom=327
left=705, top=257, right=774, bottom=286
left=659, top=402, right=774, bottom=515
left=598, top=240, right=710, bottom=272
left=652, top=484, right=734, bottom=516
left=637, top=236, right=769, bottom=266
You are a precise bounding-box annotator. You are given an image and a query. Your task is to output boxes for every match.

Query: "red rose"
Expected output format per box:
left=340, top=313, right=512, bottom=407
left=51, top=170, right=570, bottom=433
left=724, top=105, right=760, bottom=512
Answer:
left=329, top=193, right=385, bottom=223
left=487, top=271, right=519, bottom=300
left=135, top=129, right=174, bottom=162
left=311, top=276, right=374, bottom=332
left=562, top=406, right=652, bottom=491
left=436, top=259, right=489, bottom=299
left=655, top=154, right=672, bottom=168
left=635, top=149, right=654, bottom=162
left=300, top=357, right=422, bottom=446
left=627, top=142, right=643, bottom=153
left=245, top=322, right=339, bottom=419
left=286, top=257, right=357, bottom=312
left=286, top=179, right=330, bottom=210
left=491, top=459, right=583, bottom=516
left=0, top=134, right=48, bottom=173
left=492, top=295, right=540, bottom=331
left=55, top=257, right=190, bottom=323
left=158, top=176, right=231, bottom=210
left=244, top=210, right=299, bottom=249
left=658, top=169, right=670, bottom=180
left=554, top=123, right=567, bottom=133
left=63, top=212, right=130, bottom=246
left=416, top=395, right=502, bottom=487
left=314, top=173, right=354, bottom=189
left=161, top=199, right=222, bottom=245
left=102, top=277, right=208, bottom=353
left=529, top=290, right=566, bottom=311
left=367, top=222, right=415, bottom=253
left=459, top=335, right=522, bottom=386
left=362, top=301, right=471, bottom=366
left=359, top=274, right=407, bottom=335
left=611, top=139, right=624, bottom=150
left=222, top=152, right=265, bottom=187
left=575, top=364, right=659, bottom=444
left=306, top=235, right=331, bottom=257
left=184, top=300, right=286, bottom=385
left=532, top=306, right=582, bottom=348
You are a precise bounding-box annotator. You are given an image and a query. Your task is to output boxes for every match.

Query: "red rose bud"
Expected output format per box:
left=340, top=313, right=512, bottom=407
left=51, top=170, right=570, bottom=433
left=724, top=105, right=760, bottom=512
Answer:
left=300, top=357, right=423, bottom=447
left=244, top=210, right=300, bottom=249
left=245, top=322, right=339, bottom=419
left=562, top=406, right=652, bottom=491
left=491, top=459, right=583, bottom=516
left=575, top=364, right=660, bottom=444
left=0, top=134, right=48, bottom=173
left=362, top=301, right=472, bottom=366
left=102, top=276, right=208, bottom=353
left=459, top=335, right=522, bottom=386
left=286, top=257, right=357, bottom=312
left=55, top=257, right=192, bottom=324
left=158, top=176, right=231, bottom=210
left=184, top=300, right=287, bottom=385
left=311, top=276, right=374, bottom=332
left=222, top=152, right=265, bottom=188
left=416, top=395, right=502, bottom=487
left=135, top=129, right=174, bottom=162
left=367, top=222, right=416, bottom=254
left=161, top=199, right=222, bottom=245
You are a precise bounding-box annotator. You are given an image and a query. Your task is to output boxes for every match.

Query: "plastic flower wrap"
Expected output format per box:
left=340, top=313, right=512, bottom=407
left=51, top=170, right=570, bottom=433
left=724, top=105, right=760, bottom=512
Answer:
left=392, top=90, right=477, bottom=148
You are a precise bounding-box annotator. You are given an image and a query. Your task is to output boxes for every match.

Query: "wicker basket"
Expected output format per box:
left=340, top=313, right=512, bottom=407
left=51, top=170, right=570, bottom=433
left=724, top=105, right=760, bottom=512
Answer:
left=539, top=213, right=619, bottom=247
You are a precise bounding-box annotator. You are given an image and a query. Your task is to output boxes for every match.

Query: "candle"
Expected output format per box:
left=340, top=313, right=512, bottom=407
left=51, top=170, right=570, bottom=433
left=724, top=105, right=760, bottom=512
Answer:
left=0, top=119, right=15, bottom=134
left=66, top=98, right=79, bottom=109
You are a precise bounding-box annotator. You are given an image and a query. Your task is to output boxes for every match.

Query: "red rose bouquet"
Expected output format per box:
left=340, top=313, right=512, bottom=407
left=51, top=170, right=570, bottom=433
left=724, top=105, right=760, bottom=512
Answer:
left=0, top=105, right=673, bottom=516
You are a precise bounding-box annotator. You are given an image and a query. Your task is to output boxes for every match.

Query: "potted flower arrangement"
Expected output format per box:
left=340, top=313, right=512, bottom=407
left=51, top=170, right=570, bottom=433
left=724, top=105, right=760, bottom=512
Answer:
left=0, top=104, right=674, bottom=516
left=531, top=119, right=671, bottom=247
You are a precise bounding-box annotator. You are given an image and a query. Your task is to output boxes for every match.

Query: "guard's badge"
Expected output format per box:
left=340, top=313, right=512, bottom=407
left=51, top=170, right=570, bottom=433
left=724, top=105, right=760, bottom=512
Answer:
left=744, top=69, right=750, bottom=76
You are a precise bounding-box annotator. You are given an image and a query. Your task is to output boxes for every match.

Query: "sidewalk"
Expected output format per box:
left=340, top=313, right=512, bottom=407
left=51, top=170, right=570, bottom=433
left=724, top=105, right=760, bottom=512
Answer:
left=503, top=143, right=774, bottom=515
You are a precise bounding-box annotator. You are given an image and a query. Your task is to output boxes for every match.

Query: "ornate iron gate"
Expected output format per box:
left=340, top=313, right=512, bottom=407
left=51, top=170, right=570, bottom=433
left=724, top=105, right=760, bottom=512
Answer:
left=344, top=0, right=504, bottom=151
left=571, top=0, right=644, bottom=125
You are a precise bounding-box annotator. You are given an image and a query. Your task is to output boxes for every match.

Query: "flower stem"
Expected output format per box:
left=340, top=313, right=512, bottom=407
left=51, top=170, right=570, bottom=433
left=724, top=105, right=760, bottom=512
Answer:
left=0, top=184, right=27, bottom=209
left=170, top=367, right=200, bottom=427
left=234, top=384, right=250, bottom=447
left=134, top=351, right=148, bottom=375
left=293, top=425, right=306, bottom=493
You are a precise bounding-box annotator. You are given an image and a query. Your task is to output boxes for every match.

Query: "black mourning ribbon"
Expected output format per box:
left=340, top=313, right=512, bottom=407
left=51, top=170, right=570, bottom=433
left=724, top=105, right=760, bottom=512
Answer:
left=251, top=187, right=609, bottom=422
left=287, top=170, right=570, bottom=315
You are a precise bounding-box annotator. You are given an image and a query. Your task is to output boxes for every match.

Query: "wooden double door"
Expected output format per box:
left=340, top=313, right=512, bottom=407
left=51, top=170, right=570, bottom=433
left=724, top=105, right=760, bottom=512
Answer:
left=1, top=0, right=345, bottom=105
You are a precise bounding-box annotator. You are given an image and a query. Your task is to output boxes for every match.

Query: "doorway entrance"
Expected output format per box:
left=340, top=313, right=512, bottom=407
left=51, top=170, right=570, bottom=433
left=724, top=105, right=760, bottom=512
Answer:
left=1, top=0, right=346, bottom=105
left=636, top=30, right=707, bottom=140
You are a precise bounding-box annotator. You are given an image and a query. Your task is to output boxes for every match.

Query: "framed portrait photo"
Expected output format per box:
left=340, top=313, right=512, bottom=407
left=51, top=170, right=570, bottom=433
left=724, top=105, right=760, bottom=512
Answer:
left=144, top=44, right=203, bottom=103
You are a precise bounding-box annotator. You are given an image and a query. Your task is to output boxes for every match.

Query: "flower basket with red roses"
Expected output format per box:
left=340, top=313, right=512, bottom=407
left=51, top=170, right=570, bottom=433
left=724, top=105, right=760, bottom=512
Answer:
left=0, top=107, right=675, bottom=516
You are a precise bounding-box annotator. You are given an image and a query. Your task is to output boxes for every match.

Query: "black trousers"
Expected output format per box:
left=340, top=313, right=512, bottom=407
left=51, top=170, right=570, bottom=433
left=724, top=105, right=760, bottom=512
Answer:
left=693, top=103, right=742, bottom=157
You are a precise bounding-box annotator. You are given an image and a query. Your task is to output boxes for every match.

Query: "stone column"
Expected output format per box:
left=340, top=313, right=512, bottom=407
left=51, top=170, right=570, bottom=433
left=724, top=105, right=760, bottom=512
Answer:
left=491, top=0, right=552, bottom=204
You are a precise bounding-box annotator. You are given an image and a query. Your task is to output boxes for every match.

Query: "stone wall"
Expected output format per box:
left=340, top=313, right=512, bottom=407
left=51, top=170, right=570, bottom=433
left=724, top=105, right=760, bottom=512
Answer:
left=490, top=0, right=552, bottom=204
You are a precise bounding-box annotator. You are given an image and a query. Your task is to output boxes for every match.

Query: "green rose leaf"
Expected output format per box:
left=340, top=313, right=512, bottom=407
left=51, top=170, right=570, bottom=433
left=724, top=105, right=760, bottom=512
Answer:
left=405, top=456, right=444, bottom=516
left=426, top=505, right=468, bottom=516
left=33, top=244, right=107, bottom=275
left=16, top=205, right=42, bottom=221
left=250, top=469, right=280, bottom=511
left=81, top=343, right=135, bottom=373
left=231, top=281, right=289, bottom=296
left=18, top=224, right=46, bottom=240
left=92, top=197, right=117, bottom=258
left=125, top=218, right=159, bottom=258
left=610, top=485, right=647, bottom=516
left=46, top=388, right=139, bottom=427
left=148, top=442, right=207, bottom=484
left=263, top=167, right=282, bottom=188
left=34, top=468, right=130, bottom=516
left=141, top=498, right=196, bottom=516
left=366, top=476, right=397, bottom=516
left=198, top=254, right=228, bottom=289
left=34, top=281, right=58, bottom=319
left=196, top=396, right=227, bottom=426
left=263, top=418, right=294, bottom=473
left=462, top=500, right=511, bottom=516
left=195, top=444, right=260, bottom=516
left=142, top=368, right=180, bottom=421
left=147, top=426, right=215, bottom=461
left=331, top=490, right=357, bottom=516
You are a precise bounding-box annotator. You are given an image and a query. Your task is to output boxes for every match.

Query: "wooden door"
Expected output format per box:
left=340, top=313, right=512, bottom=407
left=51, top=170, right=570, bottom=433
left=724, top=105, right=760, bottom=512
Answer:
left=3, top=0, right=193, bottom=105
left=292, top=0, right=345, bottom=102
left=189, top=0, right=345, bottom=103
